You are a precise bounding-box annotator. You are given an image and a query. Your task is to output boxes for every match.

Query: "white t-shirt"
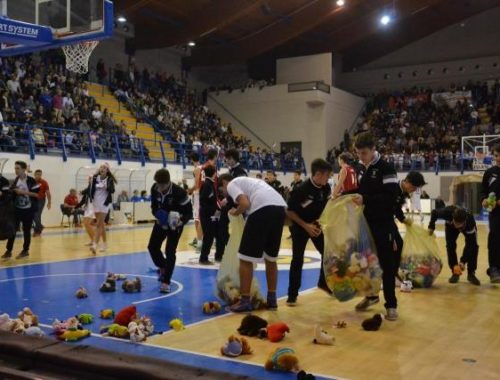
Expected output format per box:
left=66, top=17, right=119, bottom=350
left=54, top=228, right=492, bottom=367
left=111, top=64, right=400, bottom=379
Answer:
left=227, top=177, right=286, bottom=215
left=14, top=177, right=31, bottom=209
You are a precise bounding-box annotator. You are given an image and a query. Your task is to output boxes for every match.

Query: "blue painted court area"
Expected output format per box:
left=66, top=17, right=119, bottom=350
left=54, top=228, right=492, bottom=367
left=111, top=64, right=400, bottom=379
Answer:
left=0, top=252, right=332, bottom=380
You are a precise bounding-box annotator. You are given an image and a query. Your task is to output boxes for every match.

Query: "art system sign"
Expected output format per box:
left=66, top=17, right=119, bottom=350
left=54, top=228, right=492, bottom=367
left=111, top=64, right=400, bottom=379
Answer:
left=0, top=23, right=40, bottom=38
left=0, top=17, right=53, bottom=45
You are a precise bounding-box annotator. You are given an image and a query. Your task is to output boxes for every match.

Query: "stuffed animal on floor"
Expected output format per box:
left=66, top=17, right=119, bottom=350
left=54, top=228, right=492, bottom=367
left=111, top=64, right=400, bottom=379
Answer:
left=259, top=322, right=290, bottom=343
left=10, top=319, right=26, bottom=335
left=203, top=301, right=222, bottom=314
left=264, top=347, right=300, bottom=372
left=135, top=315, right=154, bottom=336
left=25, top=326, right=45, bottom=337
left=100, top=323, right=129, bottom=338
left=400, top=280, right=413, bottom=293
left=221, top=335, right=253, bottom=357
left=107, top=272, right=126, bottom=281
left=122, top=277, right=142, bottom=293
left=169, top=318, right=184, bottom=331
left=128, top=321, right=146, bottom=343
left=100, top=309, right=114, bottom=319
left=75, top=287, right=88, bottom=299
left=99, top=275, right=116, bottom=292
left=17, top=307, right=39, bottom=328
left=362, top=314, right=383, bottom=331
left=335, top=321, right=347, bottom=329
left=238, top=314, right=268, bottom=337
left=313, top=325, right=334, bottom=345
left=297, top=370, right=316, bottom=380
left=78, top=313, right=94, bottom=325
left=53, top=317, right=81, bottom=336
left=58, top=328, right=90, bottom=342
left=114, top=305, right=137, bottom=327
left=0, top=313, right=13, bottom=332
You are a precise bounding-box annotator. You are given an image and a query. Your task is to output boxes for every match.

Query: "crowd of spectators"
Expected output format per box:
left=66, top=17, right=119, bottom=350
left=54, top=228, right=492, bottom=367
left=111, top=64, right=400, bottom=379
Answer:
left=0, top=52, right=148, bottom=159
left=327, top=81, right=500, bottom=172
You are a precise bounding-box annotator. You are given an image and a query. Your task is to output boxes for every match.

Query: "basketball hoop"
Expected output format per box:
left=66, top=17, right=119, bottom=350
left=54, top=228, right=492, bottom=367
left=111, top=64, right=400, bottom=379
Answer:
left=62, top=40, right=99, bottom=74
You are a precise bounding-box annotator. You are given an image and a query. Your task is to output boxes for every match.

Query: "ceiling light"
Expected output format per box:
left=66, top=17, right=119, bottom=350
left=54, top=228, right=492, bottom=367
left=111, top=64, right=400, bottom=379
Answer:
left=117, top=16, right=127, bottom=23
left=188, top=41, right=196, bottom=47
left=380, top=15, right=391, bottom=25
left=336, top=0, right=345, bottom=6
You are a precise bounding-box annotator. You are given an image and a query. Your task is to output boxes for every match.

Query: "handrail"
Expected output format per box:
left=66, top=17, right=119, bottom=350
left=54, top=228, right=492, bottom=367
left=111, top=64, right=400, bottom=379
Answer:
left=207, top=93, right=275, bottom=153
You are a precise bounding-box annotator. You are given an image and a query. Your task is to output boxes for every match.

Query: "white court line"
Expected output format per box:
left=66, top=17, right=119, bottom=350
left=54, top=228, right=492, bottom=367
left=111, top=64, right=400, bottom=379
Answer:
left=0, top=273, right=183, bottom=304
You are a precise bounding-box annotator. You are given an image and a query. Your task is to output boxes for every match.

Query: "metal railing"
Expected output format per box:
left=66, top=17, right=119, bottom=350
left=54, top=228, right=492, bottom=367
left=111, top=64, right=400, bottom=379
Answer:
left=287, top=81, right=330, bottom=94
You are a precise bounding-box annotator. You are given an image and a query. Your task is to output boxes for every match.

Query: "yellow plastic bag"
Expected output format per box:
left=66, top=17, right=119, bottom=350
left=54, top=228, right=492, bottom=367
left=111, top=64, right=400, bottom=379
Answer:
left=319, top=195, right=382, bottom=302
left=216, top=215, right=265, bottom=308
left=400, top=224, right=442, bottom=288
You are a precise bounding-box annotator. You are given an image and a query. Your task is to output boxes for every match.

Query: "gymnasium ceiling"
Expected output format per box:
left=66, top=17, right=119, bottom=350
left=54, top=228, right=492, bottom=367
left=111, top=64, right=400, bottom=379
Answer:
left=116, top=0, right=500, bottom=71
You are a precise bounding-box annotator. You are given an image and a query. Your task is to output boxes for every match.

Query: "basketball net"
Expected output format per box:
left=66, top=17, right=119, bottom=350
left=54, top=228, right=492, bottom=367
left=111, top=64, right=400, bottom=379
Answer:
left=62, top=41, right=99, bottom=74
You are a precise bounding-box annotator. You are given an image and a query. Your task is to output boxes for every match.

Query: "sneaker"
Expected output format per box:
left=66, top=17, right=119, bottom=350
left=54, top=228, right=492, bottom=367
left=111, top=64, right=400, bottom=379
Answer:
left=267, top=293, right=278, bottom=311
left=199, top=260, right=214, bottom=265
left=286, top=296, right=297, bottom=306
left=90, top=243, right=97, bottom=255
left=1, top=251, right=12, bottom=259
left=385, top=308, right=398, bottom=321
left=159, top=283, right=171, bottom=293
left=355, top=296, right=380, bottom=311
left=448, top=274, right=460, bottom=283
left=188, top=238, right=197, bottom=247
left=15, top=250, right=29, bottom=259
left=467, top=273, right=481, bottom=286
left=99, top=243, right=107, bottom=252
left=489, top=268, right=500, bottom=283
left=229, top=300, right=253, bottom=313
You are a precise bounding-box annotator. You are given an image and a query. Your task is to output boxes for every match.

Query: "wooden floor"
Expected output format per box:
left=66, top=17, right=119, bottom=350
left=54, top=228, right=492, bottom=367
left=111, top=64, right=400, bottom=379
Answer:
left=1, top=221, right=499, bottom=380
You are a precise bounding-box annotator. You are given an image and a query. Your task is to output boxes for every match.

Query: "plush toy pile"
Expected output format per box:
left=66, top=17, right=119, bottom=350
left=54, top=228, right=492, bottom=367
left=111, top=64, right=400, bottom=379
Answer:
left=319, top=195, right=383, bottom=302
left=399, top=254, right=442, bottom=288
left=0, top=308, right=44, bottom=337
left=52, top=316, right=90, bottom=342
left=202, top=301, right=221, bottom=314
left=100, top=305, right=154, bottom=342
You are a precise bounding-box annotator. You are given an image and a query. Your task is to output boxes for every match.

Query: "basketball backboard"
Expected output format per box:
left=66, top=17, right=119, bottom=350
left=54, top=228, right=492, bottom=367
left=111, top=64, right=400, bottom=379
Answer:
left=0, top=0, right=112, bottom=56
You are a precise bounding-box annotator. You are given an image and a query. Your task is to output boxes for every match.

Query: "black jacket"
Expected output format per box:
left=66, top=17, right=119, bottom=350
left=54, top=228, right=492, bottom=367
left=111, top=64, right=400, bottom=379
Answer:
left=89, top=175, right=115, bottom=206
left=288, top=178, right=330, bottom=224
left=481, top=166, right=500, bottom=216
left=356, top=153, right=399, bottom=222
left=228, top=163, right=247, bottom=178
left=428, top=205, right=476, bottom=234
left=200, top=178, right=219, bottom=217
left=394, top=181, right=409, bottom=223
left=150, top=183, right=193, bottom=225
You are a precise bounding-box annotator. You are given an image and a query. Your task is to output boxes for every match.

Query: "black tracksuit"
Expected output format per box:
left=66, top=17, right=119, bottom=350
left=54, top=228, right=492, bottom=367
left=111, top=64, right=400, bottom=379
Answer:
left=428, top=206, right=478, bottom=274
left=287, top=178, right=331, bottom=298
left=357, top=153, right=400, bottom=309
left=6, top=176, right=40, bottom=252
left=147, top=183, right=193, bottom=285
left=199, top=177, right=223, bottom=262
left=481, top=166, right=500, bottom=270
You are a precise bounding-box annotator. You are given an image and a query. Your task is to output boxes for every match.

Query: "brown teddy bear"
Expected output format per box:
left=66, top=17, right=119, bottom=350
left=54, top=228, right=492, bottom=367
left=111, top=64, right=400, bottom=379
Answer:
left=220, top=335, right=253, bottom=357
left=17, top=307, right=39, bottom=328
left=264, top=347, right=300, bottom=372
left=122, top=277, right=142, bottom=293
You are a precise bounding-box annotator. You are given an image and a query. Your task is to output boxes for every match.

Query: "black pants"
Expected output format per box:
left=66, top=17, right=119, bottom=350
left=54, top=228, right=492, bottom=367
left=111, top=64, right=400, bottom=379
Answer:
left=33, top=198, right=45, bottom=233
left=368, top=219, right=398, bottom=309
left=6, top=209, right=34, bottom=252
left=445, top=224, right=478, bottom=273
left=488, top=212, right=500, bottom=269
left=200, top=212, right=224, bottom=262
left=147, top=223, right=183, bottom=285
left=288, top=224, right=327, bottom=298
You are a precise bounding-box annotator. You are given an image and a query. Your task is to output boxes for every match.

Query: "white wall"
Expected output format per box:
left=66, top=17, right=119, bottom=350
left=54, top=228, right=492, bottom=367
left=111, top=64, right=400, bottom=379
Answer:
left=188, top=64, right=249, bottom=91
left=208, top=84, right=364, bottom=167
left=277, top=53, right=332, bottom=85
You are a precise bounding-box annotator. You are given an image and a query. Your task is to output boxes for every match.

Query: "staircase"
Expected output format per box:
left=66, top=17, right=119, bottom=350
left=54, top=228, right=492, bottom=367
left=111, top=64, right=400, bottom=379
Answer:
left=87, top=82, right=175, bottom=161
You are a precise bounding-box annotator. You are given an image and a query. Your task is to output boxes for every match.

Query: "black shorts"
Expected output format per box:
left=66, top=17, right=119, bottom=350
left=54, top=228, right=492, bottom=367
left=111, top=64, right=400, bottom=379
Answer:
left=239, top=205, right=286, bottom=263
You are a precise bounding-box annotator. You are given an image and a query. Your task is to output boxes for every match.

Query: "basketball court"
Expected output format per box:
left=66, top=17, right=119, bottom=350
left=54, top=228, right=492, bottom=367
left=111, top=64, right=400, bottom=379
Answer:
left=1, top=1, right=500, bottom=379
